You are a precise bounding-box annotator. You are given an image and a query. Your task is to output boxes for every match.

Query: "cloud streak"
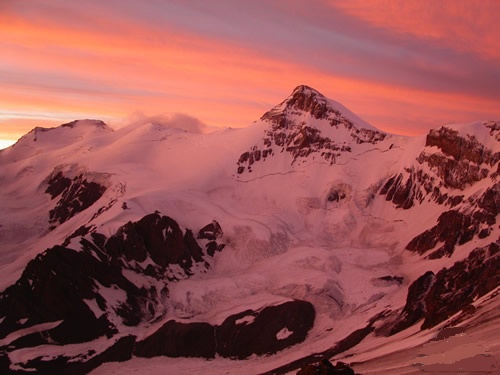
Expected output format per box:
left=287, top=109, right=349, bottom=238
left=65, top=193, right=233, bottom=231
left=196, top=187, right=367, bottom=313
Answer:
left=0, top=0, right=499, bottom=143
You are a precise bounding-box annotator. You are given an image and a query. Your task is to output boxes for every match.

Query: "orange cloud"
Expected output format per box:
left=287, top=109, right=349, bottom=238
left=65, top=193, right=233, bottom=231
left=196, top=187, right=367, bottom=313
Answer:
left=0, top=1, right=499, bottom=146
left=330, top=0, right=500, bottom=61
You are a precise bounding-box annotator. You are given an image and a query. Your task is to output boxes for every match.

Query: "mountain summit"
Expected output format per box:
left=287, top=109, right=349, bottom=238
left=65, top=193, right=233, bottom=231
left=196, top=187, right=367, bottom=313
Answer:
left=262, top=84, right=332, bottom=121
left=237, top=85, right=387, bottom=174
left=262, top=85, right=381, bottom=131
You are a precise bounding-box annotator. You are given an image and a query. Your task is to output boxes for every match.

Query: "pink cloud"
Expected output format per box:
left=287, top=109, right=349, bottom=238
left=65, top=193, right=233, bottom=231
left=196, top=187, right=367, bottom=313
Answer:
left=0, top=0, right=499, bottom=143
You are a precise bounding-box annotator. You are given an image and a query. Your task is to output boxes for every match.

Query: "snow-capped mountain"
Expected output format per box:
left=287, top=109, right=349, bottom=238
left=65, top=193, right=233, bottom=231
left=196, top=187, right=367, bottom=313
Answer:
left=0, top=85, right=498, bottom=374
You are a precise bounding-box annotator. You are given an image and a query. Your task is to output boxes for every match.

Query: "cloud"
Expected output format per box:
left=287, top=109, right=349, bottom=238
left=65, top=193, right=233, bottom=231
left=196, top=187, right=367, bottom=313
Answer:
left=0, top=0, right=499, bottom=139
left=329, top=0, right=500, bottom=61
left=124, top=112, right=209, bottom=134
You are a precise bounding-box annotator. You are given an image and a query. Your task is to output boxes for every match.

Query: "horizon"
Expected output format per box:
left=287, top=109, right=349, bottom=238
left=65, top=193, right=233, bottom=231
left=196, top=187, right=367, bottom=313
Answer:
left=1, top=1, right=500, bottom=148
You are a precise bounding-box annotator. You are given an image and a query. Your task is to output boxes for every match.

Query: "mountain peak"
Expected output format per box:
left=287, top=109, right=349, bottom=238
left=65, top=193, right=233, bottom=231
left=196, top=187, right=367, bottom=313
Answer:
left=238, top=86, right=387, bottom=174
left=261, top=85, right=380, bottom=135
left=284, top=85, right=329, bottom=119
left=60, top=119, right=112, bottom=131
left=260, top=85, right=383, bottom=134
left=291, top=84, right=323, bottom=96
left=7, top=119, right=114, bottom=156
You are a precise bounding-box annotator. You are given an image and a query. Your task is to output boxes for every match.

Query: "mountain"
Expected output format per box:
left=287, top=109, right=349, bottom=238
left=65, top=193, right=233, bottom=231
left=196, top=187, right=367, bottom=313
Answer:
left=0, top=86, right=498, bottom=374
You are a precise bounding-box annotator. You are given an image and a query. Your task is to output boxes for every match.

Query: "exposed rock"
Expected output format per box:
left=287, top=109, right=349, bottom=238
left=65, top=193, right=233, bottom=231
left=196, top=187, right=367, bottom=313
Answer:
left=433, top=326, right=466, bottom=341
left=380, top=125, right=498, bottom=210
left=60, top=119, right=111, bottom=131
left=406, top=210, right=477, bottom=258
left=104, top=213, right=207, bottom=272
left=135, top=320, right=216, bottom=358
left=197, top=220, right=225, bottom=256
left=326, top=183, right=351, bottom=204
left=261, top=315, right=383, bottom=375
left=425, top=126, right=497, bottom=165
left=388, top=271, right=436, bottom=335
left=135, top=300, right=315, bottom=360
left=371, top=275, right=404, bottom=287
left=45, top=171, right=71, bottom=199
left=421, top=242, right=499, bottom=329
left=297, top=359, right=356, bottom=375
left=388, top=242, right=499, bottom=335
left=476, top=182, right=500, bottom=225
left=198, top=220, right=223, bottom=241
left=417, top=152, right=489, bottom=190
left=282, top=85, right=330, bottom=120
left=379, top=172, right=414, bottom=209
left=0, top=246, right=121, bottom=344
left=0, top=213, right=225, bottom=373
left=45, top=170, right=107, bottom=226
left=216, top=301, right=315, bottom=359
left=406, top=180, right=498, bottom=259
left=237, top=85, right=385, bottom=174
left=7, top=335, right=136, bottom=375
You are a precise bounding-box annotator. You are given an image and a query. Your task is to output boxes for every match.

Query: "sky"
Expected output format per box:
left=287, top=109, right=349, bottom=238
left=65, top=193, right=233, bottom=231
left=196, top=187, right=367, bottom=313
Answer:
left=1, top=0, right=500, bottom=148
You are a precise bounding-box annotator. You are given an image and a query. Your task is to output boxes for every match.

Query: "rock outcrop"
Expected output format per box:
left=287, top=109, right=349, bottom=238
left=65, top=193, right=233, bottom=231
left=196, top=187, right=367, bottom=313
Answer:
left=406, top=182, right=499, bottom=258
left=0, top=213, right=225, bottom=374
left=297, top=359, right=357, bottom=375
left=388, top=242, right=499, bottom=335
left=135, top=321, right=216, bottom=358
left=216, top=300, right=315, bottom=359
left=135, top=300, right=316, bottom=360
left=380, top=124, right=499, bottom=210
left=380, top=124, right=499, bottom=258
left=237, top=85, right=386, bottom=174
left=45, top=169, right=107, bottom=226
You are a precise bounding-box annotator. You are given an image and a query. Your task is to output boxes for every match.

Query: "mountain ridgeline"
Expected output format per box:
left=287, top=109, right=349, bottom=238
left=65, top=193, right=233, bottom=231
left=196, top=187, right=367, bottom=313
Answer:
left=0, top=85, right=498, bottom=374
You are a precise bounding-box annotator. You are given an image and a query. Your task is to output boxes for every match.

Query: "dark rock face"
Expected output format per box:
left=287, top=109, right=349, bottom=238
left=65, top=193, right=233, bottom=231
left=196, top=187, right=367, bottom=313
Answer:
left=380, top=125, right=498, bottom=210
left=198, top=220, right=225, bottom=256
left=45, top=170, right=107, bottom=226
left=421, top=242, right=499, bottom=329
left=198, top=220, right=223, bottom=240
left=135, top=300, right=316, bottom=360
left=477, top=183, right=500, bottom=225
left=406, top=210, right=477, bottom=258
left=0, top=246, right=121, bottom=344
left=284, top=85, right=330, bottom=120
left=389, top=242, right=499, bottom=335
left=406, top=182, right=498, bottom=258
left=106, top=213, right=206, bottom=271
left=14, top=335, right=136, bottom=375
left=297, top=359, right=356, bottom=375
left=425, top=127, right=498, bottom=165
left=380, top=124, right=499, bottom=259
left=420, top=126, right=498, bottom=191
left=371, top=275, right=404, bottom=287
left=0, top=213, right=225, bottom=374
left=217, top=300, right=315, bottom=359
left=135, top=321, right=216, bottom=358
left=237, top=85, right=385, bottom=174
left=388, top=271, right=436, bottom=335
left=379, top=172, right=414, bottom=209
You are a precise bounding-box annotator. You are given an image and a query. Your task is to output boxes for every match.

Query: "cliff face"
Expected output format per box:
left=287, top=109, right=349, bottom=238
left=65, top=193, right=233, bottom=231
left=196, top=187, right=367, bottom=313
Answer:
left=381, top=124, right=499, bottom=209
left=237, top=85, right=386, bottom=174
left=387, top=242, right=499, bottom=335
left=378, top=123, right=499, bottom=258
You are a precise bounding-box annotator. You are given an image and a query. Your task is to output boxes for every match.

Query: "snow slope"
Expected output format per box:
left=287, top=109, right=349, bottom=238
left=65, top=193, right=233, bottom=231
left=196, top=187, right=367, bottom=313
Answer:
left=0, top=86, right=498, bottom=374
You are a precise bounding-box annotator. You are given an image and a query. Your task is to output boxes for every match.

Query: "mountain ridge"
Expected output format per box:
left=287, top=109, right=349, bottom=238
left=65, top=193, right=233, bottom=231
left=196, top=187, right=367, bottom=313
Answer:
left=0, top=86, right=498, bottom=374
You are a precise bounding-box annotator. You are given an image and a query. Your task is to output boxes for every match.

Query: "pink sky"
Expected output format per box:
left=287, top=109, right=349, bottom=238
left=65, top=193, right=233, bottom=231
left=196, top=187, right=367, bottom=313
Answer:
left=1, top=0, right=500, bottom=147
